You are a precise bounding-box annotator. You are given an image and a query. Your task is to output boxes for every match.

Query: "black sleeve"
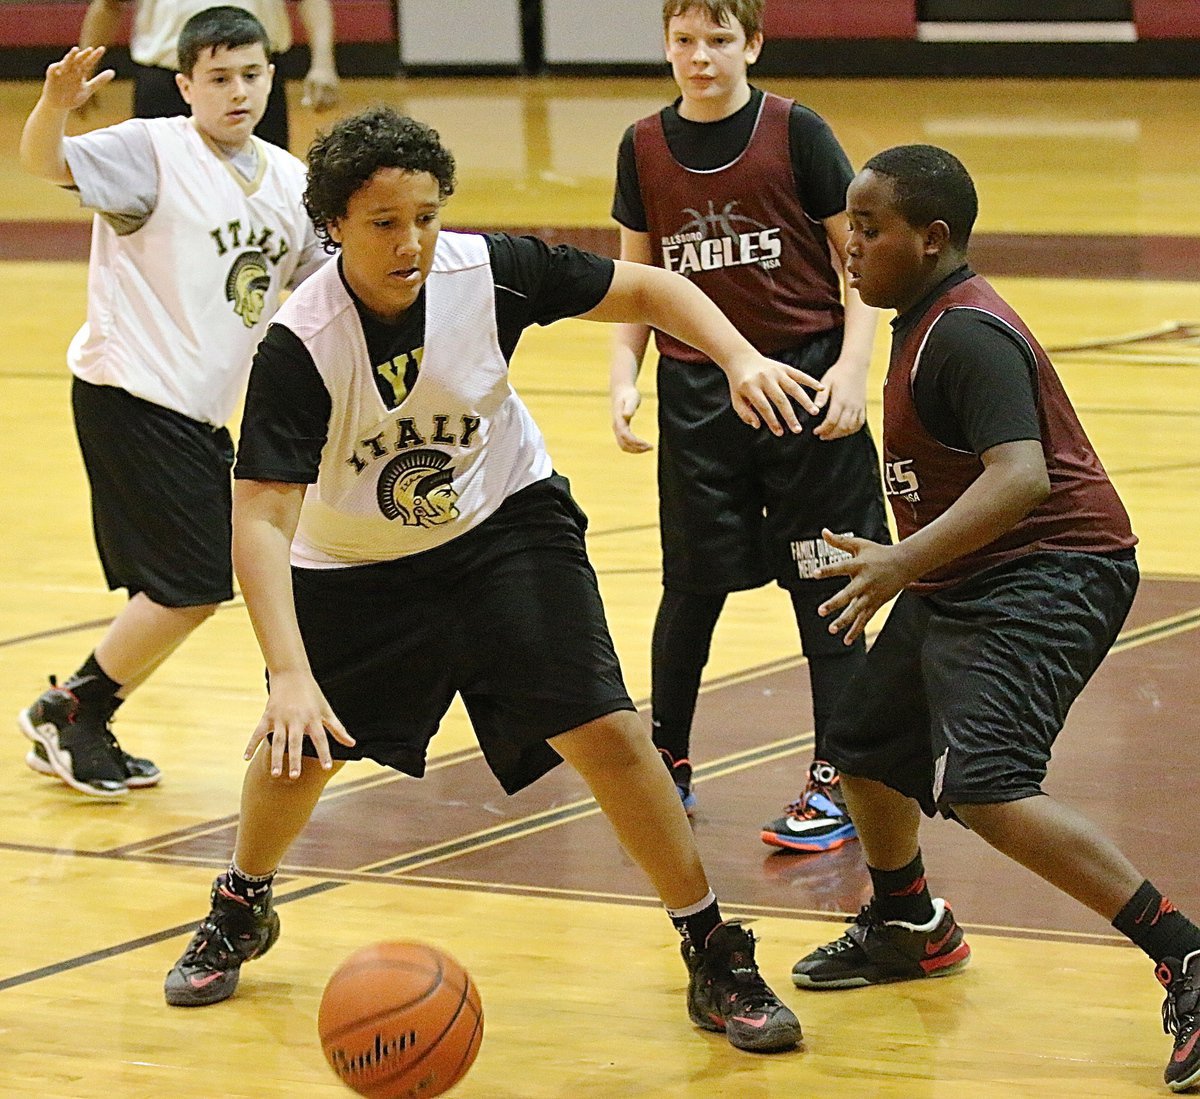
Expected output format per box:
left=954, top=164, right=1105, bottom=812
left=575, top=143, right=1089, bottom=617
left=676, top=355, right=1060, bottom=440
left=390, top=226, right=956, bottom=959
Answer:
left=913, top=310, right=1042, bottom=455
left=611, top=124, right=647, bottom=232
left=234, top=323, right=332, bottom=483
left=486, top=234, right=616, bottom=359
left=789, top=105, right=855, bottom=221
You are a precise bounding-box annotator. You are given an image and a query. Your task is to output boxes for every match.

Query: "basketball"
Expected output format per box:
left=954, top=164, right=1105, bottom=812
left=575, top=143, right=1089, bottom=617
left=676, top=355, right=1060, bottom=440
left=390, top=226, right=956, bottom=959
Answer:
left=318, top=941, right=484, bottom=1098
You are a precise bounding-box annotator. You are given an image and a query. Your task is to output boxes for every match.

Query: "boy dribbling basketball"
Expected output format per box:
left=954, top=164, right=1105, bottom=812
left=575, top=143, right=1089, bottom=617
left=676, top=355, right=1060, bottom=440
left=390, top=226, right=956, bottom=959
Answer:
left=163, top=106, right=816, bottom=1054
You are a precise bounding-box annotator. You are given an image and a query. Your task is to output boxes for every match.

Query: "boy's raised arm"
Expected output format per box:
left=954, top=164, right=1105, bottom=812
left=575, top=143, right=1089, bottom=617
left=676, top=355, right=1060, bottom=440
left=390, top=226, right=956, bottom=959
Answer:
left=19, top=46, right=115, bottom=184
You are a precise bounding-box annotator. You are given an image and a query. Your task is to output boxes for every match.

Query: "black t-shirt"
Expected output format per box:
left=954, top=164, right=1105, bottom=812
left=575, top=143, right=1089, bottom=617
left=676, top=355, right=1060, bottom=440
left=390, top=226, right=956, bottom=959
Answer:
left=235, top=233, right=614, bottom=483
left=611, top=87, right=854, bottom=231
left=891, top=266, right=1042, bottom=455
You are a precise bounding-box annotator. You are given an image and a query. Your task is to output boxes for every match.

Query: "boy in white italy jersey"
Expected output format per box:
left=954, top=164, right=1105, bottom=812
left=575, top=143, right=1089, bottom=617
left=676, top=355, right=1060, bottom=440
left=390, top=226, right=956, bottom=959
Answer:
left=16, top=7, right=324, bottom=798
left=162, top=106, right=822, bottom=1054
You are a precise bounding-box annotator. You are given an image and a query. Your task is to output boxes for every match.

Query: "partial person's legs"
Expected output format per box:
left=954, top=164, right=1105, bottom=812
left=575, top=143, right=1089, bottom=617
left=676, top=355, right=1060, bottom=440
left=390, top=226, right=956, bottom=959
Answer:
left=958, top=795, right=1200, bottom=1091
left=95, top=592, right=218, bottom=686
left=552, top=711, right=801, bottom=1052
left=649, top=587, right=725, bottom=813
left=165, top=751, right=341, bottom=1007
left=233, top=749, right=340, bottom=875
left=838, top=775, right=921, bottom=871
left=254, top=60, right=289, bottom=148
left=792, top=774, right=969, bottom=989
left=553, top=711, right=709, bottom=910
left=954, top=796, right=1144, bottom=919
left=132, top=64, right=189, bottom=119
left=20, top=594, right=218, bottom=795
left=761, top=587, right=865, bottom=851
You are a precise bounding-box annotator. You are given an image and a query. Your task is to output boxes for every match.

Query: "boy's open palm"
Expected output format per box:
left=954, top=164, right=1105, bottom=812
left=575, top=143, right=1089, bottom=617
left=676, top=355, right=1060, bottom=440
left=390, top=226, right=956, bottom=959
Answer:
left=814, top=528, right=912, bottom=644
left=726, top=354, right=823, bottom=436
left=245, top=668, right=355, bottom=779
left=44, top=46, right=115, bottom=110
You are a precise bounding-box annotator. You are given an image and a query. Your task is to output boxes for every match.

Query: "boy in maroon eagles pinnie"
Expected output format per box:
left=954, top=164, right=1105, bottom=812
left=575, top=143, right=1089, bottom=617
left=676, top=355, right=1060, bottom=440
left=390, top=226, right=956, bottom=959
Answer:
left=610, top=0, right=890, bottom=851
left=789, top=143, right=1200, bottom=1095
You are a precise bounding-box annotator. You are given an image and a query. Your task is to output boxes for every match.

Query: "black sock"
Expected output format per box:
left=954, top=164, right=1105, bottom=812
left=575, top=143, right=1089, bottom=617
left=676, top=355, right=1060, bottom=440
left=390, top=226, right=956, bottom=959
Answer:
left=1113, top=880, right=1200, bottom=964
left=227, top=863, right=275, bottom=904
left=62, top=653, right=121, bottom=715
left=868, top=852, right=936, bottom=925
left=667, top=891, right=722, bottom=948
left=650, top=590, right=725, bottom=762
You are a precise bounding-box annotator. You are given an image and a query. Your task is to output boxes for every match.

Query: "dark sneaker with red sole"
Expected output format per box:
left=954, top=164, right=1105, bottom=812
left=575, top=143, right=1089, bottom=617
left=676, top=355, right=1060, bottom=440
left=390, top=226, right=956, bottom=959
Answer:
left=683, top=921, right=802, bottom=1052
left=1157, top=950, right=1200, bottom=1092
left=164, top=875, right=280, bottom=1006
left=792, top=897, right=971, bottom=989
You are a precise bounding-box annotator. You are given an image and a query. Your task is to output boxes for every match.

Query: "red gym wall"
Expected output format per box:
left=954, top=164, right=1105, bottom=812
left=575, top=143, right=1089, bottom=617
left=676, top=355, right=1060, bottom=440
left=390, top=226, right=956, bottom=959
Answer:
left=0, top=0, right=394, bottom=48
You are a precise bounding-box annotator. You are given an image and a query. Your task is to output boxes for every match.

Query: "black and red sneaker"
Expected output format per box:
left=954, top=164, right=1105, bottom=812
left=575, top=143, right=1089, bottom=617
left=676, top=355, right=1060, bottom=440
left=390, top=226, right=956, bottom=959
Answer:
left=26, top=728, right=160, bottom=788
left=164, top=875, right=280, bottom=1007
left=683, top=921, right=802, bottom=1052
left=1156, top=950, right=1200, bottom=1092
left=792, top=897, right=971, bottom=989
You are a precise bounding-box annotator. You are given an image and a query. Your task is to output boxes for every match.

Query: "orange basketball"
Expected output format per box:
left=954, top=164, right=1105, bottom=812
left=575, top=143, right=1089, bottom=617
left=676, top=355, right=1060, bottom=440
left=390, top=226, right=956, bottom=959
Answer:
left=318, top=941, right=484, bottom=1098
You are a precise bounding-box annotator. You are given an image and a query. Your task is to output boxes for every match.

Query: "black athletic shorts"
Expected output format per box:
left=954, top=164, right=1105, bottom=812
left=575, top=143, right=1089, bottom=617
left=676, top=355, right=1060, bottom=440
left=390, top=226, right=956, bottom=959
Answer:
left=72, top=378, right=234, bottom=607
left=288, top=474, right=635, bottom=794
left=656, top=327, right=890, bottom=596
left=823, top=549, right=1139, bottom=818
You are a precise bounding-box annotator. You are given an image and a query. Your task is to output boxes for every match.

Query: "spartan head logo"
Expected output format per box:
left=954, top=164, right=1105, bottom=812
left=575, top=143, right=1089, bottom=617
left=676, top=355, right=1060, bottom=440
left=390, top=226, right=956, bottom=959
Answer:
left=225, top=250, right=272, bottom=328
left=377, top=449, right=459, bottom=527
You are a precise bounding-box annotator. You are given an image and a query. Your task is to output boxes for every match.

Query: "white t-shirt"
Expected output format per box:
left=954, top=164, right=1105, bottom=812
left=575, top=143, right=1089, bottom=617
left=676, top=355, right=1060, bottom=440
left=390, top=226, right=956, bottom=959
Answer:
left=64, top=115, right=326, bottom=426
left=131, top=0, right=293, bottom=68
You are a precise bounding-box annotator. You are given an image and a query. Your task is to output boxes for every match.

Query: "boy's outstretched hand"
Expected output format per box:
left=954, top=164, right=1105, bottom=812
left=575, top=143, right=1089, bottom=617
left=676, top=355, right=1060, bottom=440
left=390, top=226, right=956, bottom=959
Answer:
left=814, top=528, right=913, bottom=644
left=43, top=46, right=115, bottom=110
left=724, top=353, right=824, bottom=436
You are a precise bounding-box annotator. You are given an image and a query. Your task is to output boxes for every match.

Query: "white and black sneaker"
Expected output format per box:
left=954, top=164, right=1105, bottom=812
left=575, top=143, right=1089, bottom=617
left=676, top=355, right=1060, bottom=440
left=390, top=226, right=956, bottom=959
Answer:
left=18, top=677, right=128, bottom=797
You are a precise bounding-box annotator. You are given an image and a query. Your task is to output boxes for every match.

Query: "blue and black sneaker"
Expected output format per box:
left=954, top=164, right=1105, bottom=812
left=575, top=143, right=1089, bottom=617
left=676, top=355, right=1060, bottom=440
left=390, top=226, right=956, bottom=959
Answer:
left=761, top=760, right=857, bottom=853
left=659, top=748, right=696, bottom=816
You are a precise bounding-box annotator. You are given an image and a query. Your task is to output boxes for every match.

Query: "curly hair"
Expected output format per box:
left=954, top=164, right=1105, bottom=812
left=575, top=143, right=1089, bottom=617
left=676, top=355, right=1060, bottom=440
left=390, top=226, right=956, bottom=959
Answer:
left=303, top=108, right=458, bottom=251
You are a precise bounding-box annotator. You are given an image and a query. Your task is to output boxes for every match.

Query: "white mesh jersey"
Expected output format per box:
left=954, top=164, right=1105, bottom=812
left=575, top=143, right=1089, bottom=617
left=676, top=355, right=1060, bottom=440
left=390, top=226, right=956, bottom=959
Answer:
left=67, top=116, right=316, bottom=427
left=275, top=232, right=554, bottom=568
left=131, top=0, right=293, bottom=68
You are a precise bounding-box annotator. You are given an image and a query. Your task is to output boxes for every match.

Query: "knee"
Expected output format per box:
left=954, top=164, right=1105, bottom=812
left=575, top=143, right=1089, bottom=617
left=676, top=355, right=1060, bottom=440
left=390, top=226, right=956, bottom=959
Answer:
left=950, top=800, right=1017, bottom=843
left=555, top=711, right=653, bottom=775
left=180, top=602, right=221, bottom=627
